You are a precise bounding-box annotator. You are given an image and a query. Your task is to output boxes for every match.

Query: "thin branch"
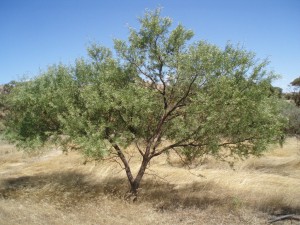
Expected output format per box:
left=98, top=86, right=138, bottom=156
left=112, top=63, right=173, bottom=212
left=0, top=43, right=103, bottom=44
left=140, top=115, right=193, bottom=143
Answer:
left=135, top=142, right=145, bottom=156
left=145, top=167, right=169, bottom=183
left=172, top=147, right=206, bottom=173
left=217, top=137, right=256, bottom=147
left=126, top=55, right=161, bottom=94
left=155, top=42, right=168, bottom=110
left=111, top=158, right=125, bottom=170
left=172, top=73, right=198, bottom=108
left=161, top=73, right=199, bottom=124
left=173, top=148, right=187, bottom=164
left=157, top=70, right=168, bottom=110
left=151, top=136, right=197, bottom=158
left=103, top=155, right=119, bottom=161
left=115, top=109, right=137, bottom=135
left=151, top=135, right=162, bottom=155
left=138, top=65, right=155, bottom=83
left=164, top=111, right=182, bottom=122
left=128, top=154, right=134, bottom=164
left=151, top=136, right=259, bottom=159
left=269, top=214, right=300, bottom=223
left=187, top=169, right=206, bottom=178
left=105, top=128, right=134, bottom=184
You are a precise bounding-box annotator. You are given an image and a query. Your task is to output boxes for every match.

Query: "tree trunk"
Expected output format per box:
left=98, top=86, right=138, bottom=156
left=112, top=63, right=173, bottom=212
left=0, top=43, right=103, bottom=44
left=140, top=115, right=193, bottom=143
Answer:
left=129, top=156, right=150, bottom=197
left=130, top=181, right=139, bottom=196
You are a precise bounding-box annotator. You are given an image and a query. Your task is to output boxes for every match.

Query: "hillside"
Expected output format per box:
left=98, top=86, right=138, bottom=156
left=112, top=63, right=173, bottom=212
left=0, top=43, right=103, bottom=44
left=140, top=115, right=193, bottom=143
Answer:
left=0, top=137, right=300, bottom=225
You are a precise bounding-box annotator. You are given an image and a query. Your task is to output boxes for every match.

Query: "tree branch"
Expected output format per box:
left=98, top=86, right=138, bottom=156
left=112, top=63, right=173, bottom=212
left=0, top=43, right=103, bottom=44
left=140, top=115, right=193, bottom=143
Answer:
left=135, top=142, right=145, bottom=156
left=174, top=74, right=198, bottom=106
left=144, top=167, right=169, bottom=183
left=164, top=73, right=199, bottom=120
left=157, top=66, right=168, bottom=110
left=150, top=136, right=259, bottom=159
left=218, top=137, right=256, bottom=147
left=269, top=214, right=300, bottom=223
left=105, top=128, right=134, bottom=184
left=154, top=37, right=168, bottom=110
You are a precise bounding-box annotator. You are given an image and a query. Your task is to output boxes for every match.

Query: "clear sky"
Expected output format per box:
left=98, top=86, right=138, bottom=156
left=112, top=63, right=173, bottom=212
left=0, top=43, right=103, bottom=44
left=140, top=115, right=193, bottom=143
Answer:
left=1, top=0, right=299, bottom=91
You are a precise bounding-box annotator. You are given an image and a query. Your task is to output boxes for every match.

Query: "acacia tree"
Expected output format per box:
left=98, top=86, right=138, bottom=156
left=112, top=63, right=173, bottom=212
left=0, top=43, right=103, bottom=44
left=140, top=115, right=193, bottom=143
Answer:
left=4, top=9, right=285, bottom=196
left=290, top=76, right=300, bottom=106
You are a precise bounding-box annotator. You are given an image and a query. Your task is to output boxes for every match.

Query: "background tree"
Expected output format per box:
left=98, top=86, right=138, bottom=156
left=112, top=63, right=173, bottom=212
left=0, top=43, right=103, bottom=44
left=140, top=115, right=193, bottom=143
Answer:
left=291, top=77, right=300, bottom=87
left=0, top=81, right=18, bottom=132
left=4, top=9, right=285, bottom=197
left=280, top=101, right=300, bottom=136
left=290, top=76, right=300, bottom=106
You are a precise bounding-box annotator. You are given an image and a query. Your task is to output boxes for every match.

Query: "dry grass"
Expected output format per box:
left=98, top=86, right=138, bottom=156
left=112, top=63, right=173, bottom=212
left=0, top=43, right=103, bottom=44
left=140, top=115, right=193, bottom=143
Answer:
left=0, top=137, right=299, bottom=224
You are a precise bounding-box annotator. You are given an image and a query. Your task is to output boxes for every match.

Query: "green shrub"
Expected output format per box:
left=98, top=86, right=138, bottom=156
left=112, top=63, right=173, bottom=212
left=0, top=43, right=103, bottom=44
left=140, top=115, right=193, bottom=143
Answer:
left=280, top=101, right=300, bottom=135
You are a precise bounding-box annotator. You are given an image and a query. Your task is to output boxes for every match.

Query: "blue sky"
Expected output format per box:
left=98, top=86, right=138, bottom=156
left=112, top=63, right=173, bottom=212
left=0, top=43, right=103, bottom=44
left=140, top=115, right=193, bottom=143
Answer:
left=0, top=0, right=299, bottom=91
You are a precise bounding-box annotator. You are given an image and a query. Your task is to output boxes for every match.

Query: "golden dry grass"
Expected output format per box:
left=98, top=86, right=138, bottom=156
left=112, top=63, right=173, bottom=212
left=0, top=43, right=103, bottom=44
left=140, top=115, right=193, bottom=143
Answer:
left=0, top=137, right=299, bottom=224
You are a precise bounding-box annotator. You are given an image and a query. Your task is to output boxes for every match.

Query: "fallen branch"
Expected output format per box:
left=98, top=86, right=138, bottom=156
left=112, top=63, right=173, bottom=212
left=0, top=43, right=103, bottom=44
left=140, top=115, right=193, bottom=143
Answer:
left=269, top=214, right=300, bottom=223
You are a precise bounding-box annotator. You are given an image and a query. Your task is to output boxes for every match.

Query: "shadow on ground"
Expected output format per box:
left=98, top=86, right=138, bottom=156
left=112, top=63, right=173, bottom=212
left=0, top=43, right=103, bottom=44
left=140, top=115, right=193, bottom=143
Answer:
left=0, top=171, right=299, bottom=214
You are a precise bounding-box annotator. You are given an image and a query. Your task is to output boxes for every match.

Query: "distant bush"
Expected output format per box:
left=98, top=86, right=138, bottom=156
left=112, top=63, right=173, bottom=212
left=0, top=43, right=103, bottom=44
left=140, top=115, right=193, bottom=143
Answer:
left=0, top=86, right=6, bottom=132
left=280, top=101, right=300, bottom=136
left=283, top=92, right=300, bottom=107
left=0, top=81, right=17, bottom=132
left=288, top=76, right=300, bottom=107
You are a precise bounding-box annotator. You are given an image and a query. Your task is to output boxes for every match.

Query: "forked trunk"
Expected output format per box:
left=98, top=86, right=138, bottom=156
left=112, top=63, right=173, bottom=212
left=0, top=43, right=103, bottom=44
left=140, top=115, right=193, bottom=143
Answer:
left=128, top=156, right=150, bottom=198
left=110, top=137, right=154, bottom=200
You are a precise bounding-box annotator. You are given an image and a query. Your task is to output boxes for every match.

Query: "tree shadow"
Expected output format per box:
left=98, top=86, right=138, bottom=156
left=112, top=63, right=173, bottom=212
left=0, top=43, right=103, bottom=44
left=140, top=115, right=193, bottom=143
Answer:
left=0, top=173, right=231, bottom=211
left=0, top=172, right=128, bottom=209
left=0, top=172, right=228, bottom=209
left=0, top=171, right=299, bottom=214
left=138, top=179, right=235, bottom=211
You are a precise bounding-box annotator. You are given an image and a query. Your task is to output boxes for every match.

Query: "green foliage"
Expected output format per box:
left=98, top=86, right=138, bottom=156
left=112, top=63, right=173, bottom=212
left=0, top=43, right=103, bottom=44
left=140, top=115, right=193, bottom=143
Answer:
left=291, top=76, right=300, bottom=104
left=291, top=77, right=300, bottom=87
left=280, top=101, right=300, bottom=135
left=283, top=77, right=300, bottom=107
left=270, top=86, right=282, bottom=98
left=0, top=81, right=18, bottom=132
left=3, top=8, right=286, bottom=192
left=4, top=66, right=76, bottom=148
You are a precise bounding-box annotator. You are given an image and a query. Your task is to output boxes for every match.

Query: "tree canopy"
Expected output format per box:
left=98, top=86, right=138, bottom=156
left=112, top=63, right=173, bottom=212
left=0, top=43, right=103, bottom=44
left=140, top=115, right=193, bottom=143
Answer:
left=3, top=9, right=286, bottom=196
left=289, top=76, right=300, bottom=106
left=291, top=77, right=300, bottom=87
